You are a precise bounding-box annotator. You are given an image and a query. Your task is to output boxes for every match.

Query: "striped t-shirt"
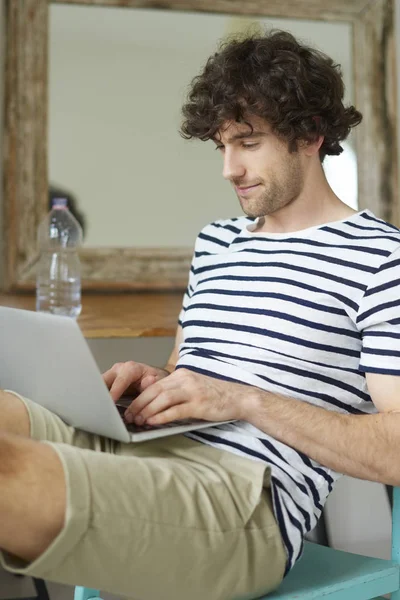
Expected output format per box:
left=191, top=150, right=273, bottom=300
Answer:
left=176, top=208, right=400, bottom=575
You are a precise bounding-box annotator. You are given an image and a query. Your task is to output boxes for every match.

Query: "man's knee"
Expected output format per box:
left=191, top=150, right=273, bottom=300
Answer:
left=0, top=433, right=66, bottom=562
left=0, top=389, right=31, bottom=437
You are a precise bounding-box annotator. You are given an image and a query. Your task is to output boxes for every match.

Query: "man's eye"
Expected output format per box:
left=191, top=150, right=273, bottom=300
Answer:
left=242, top=143, right=259, bottom=149
left=215, top=145, right=224, bottom=151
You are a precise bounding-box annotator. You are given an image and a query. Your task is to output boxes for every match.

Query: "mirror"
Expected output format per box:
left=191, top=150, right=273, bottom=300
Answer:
left=3, top=0, right=398, bottom=291
left=48, top=5, right=357, bottom=249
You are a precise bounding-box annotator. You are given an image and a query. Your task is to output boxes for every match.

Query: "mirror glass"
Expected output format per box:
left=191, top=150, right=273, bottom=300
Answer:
left=49, top=4, right=356, bottom=247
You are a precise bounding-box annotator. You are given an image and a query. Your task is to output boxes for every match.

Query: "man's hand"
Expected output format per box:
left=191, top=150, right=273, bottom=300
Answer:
left=102, top=361, right=171, bottom=402
left=124, top=368, right=248, bottom=425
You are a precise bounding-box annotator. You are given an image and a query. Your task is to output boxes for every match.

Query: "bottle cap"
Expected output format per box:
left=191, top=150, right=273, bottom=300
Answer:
left=52, top=197, right=68, bottom=208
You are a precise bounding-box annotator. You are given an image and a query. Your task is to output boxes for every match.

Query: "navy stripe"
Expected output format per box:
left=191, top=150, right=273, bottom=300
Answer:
left=325, top=216, right=399, bottom=238
left=182, top=337, right=362, bottom=375
left=360, top=365, right=400, bottom=374
left=198, top=275, right=360, bottom=311
left=258, top=445, right=322, bottom=525
left=195, top=260, right=368, bottom=291
left=258, top=437, right=309, bottom=496
left=301, top=473, right=323, bottom=511
left=363, top=331, right=400, bottom=339
left=211, top=222, right=242, bottom=234
left=346, top=221, right=400, bottom=240
left=364, top=277, right=400, bottom=297
left=279, top=490, right=311, bottom=538
left=175, top=363, right=249, bottom=386
left=378, top=257, right=400, bottom=273
left=362, top=347, right=400, bottom=357
left=270, top=481, right=292, bottom=575
left=295, top=449, right=334, bottom=489
left=232, top=242, right=387, bottom=260
left=198, top=232, right=229, bottom=247
left=194, top=431, right=313, bottom=513
left=357, top=298, right=400, bottom=324
left=361, top=211, right=400, bottom=232
left=272, top=479, right=311, bottom=560
left=321, top=229, right=398, bottom=247
left=321, top=226, right=382, bottom=240
left=193, top=288, right=348, bottom=316
left=189, top=430, right=274, bottom=462
left=186, top=301, right=361, bottom=340
left=183, top=320, right=361, bottom=358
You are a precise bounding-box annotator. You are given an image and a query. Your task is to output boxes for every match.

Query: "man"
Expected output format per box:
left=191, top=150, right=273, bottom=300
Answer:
left=1, top=30, right=400, bottom=600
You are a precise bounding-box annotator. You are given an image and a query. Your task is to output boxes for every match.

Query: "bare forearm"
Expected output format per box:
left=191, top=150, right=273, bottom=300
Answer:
left=246, top=388, right=400, bottom=486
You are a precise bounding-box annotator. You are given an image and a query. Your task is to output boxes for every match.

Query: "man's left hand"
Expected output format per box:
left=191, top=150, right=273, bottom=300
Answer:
left=124, top=368, right=249, bottom=426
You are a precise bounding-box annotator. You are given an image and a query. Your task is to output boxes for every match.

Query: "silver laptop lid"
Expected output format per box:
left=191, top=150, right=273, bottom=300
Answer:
left=0, top=306, right=131, bottom=442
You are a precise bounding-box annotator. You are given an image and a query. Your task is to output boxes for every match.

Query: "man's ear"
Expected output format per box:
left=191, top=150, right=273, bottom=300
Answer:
left=302, top=135, right=324, bottom=157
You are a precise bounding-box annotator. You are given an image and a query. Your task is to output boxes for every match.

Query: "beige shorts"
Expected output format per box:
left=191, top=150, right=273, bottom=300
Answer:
left=0, top=393, right=286, bottom=600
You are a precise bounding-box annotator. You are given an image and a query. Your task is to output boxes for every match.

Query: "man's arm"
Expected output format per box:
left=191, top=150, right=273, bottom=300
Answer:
left=245, top=371, right=400, bottom=486
left=163, top=325, right=183, bottom=373
left=126, top=363, right=400, bottom=486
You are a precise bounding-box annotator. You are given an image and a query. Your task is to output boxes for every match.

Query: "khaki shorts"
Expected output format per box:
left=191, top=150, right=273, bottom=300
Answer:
left=0, top=392, right=287, bottom=600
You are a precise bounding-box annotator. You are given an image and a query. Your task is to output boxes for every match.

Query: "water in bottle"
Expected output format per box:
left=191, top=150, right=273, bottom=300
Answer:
left=36, top=197, right=83, bottom=317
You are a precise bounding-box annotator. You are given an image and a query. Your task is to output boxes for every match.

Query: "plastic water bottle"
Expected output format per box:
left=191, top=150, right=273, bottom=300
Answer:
left=36, top=197, right=83, bottom=318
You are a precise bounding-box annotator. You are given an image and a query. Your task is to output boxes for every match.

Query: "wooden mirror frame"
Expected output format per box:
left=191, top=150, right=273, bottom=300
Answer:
left=3, top=0, right=398, bottom=291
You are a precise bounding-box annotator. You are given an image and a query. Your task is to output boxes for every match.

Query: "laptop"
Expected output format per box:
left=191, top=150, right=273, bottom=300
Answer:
left=0, top=306, right=233, bottom=443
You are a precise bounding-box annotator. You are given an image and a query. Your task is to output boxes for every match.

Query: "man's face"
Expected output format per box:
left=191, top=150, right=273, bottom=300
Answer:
left=213, top=115, right=304, bottom=218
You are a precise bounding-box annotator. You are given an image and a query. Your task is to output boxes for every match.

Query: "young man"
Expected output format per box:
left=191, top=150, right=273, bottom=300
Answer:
left=1, top=30, right=400, bottom=600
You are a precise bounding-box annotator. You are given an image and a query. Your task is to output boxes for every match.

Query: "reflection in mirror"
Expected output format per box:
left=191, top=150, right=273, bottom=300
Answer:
left=49, top=4, right=355, bottom=249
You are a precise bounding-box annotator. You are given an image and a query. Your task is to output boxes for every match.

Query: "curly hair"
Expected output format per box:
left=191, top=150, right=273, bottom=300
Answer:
left=180, top=30, right=362, bottom=161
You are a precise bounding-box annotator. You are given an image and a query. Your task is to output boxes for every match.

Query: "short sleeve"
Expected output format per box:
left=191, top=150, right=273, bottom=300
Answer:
left=357, top=245, right=400, bottom=374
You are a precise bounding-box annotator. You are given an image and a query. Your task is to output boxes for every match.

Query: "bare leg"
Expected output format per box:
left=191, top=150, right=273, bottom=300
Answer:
left=0, top=432, right=66, bottom=561
left=0, top=390, right=31, bottom=437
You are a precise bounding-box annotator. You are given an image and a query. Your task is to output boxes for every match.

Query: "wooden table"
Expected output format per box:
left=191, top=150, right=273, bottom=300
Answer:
left=0, top=293, right=183, bottom=338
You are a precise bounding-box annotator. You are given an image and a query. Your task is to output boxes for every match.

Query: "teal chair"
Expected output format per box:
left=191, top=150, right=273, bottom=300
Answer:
left=74, top=487, right=400, bottom=600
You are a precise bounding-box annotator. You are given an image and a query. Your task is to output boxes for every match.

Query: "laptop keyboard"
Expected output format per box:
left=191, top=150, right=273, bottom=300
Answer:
left=116, top=403, right=205, bottom=433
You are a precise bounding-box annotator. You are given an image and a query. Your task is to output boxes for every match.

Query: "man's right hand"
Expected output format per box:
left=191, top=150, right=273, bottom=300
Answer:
left=102, top=361, right=171, bottom=402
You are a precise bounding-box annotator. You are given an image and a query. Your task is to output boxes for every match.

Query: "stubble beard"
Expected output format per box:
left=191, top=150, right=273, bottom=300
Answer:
left=238, top=159, right=304, bottom=219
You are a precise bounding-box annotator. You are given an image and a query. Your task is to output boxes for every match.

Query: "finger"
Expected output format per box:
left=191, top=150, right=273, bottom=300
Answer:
left=134, top=391, right=186, bottom=425
left=140, top=374, right=157, bottom=391
left=146, top=404, right=192, bottom=426
left=102, top=366, right=117, bottom=390
left=125, top=384, right=160, bottom=420
left=109, top=363, right=142, bottom=402
left=125, top=373, right=185, bottom=418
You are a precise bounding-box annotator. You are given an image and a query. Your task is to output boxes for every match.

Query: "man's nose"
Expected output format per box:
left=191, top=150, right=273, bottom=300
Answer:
left=222, top=151, right=246, bottom=181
